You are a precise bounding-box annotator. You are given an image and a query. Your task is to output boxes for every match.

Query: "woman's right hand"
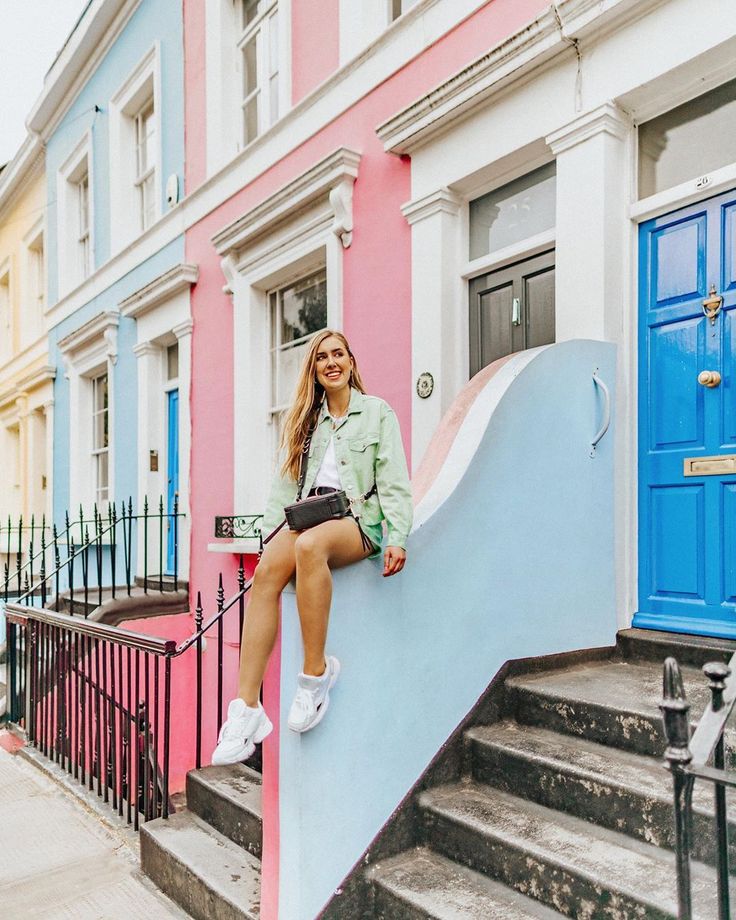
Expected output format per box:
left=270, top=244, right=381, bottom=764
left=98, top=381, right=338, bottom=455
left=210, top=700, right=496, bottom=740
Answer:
left=383, top=545, right=406, bottom=577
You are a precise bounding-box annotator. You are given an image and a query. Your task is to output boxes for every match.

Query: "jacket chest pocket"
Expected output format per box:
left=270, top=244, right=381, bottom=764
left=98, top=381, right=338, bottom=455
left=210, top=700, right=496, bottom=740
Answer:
left=349, top=435, right=380, bottom=453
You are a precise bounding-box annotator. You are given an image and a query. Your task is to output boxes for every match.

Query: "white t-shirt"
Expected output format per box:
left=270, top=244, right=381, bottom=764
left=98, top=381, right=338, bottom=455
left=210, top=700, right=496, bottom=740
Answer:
left=313, top=415, right=345, bottom=491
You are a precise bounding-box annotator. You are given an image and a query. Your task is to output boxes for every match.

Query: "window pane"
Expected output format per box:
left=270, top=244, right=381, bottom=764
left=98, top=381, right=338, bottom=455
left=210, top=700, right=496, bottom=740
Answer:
left=276, top=340, right=309, bottom=406
left=279, top=270, right=327, bottom=344
left=638, top=79, right=736, bottom=198
left=95, top=374, right=108, bottom=413
left=469, top=163, right=556, bottom=260
left=96, top=451, right=109, bottom=503
left=392, top=0, right=418, bottom=20
left=243, top=36, right=258, bottom=97
left=244, top=96, right=259, bottom=144
left=167, top=343, right=179, bottom=380
left=242, top=0, right=268, bottom=28
left=269, top=11, right=279, bottom=77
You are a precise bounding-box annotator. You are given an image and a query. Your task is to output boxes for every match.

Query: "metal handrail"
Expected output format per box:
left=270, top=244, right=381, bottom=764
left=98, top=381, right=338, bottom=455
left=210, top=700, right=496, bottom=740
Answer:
left=661, top=655, right=736, bottom=919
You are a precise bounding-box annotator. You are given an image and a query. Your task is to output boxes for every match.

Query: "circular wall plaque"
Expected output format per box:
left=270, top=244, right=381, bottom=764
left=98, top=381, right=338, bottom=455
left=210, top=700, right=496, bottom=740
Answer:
left=416, top=372, right=434, bottom=399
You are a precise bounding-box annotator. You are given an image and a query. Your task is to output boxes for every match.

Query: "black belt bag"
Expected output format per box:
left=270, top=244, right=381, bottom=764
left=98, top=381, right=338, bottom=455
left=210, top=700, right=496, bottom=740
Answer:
left=284, top=488, right=350, bottom=532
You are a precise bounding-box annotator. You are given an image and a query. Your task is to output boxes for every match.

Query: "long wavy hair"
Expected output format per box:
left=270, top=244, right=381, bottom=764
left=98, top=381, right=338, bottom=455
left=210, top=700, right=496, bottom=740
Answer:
left=280, top=329, right=366, bottom=480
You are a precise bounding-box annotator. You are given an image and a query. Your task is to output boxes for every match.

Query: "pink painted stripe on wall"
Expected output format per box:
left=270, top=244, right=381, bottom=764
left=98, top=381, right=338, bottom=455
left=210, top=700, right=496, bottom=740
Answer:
left=291, top=0, right=340, bottom=105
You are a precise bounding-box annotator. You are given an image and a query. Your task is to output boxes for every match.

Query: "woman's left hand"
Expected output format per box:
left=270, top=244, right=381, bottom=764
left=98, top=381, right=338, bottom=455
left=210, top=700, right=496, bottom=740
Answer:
left=383, top=545, right=406, bottom=577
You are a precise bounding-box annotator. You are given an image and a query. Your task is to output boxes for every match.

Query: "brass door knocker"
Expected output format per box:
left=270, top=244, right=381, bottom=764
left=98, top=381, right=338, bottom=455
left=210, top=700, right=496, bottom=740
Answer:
left=702, top=284, right=723, bottom=325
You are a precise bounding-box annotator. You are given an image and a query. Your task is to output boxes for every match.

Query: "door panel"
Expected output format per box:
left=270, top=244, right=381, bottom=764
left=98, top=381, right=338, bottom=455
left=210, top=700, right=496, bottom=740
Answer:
left=525, top=266, right=555, bottom=349
left=478, top=282, right=515, bottom=369
left=724, top=483, right=736, bottom=603
left=636, top=188, right=736, bottom=638
left=649, top=318, right=705, bottom=449
left=649, top=485, right=705, bottom=599
left=651, top=217, right=706, bottom=306
left=469, top=249, right=555, bottom=377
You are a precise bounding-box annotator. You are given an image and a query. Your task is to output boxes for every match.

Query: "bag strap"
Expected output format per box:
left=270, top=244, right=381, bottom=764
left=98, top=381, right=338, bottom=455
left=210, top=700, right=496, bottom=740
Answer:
left=296, top=422, right=317, bottom=501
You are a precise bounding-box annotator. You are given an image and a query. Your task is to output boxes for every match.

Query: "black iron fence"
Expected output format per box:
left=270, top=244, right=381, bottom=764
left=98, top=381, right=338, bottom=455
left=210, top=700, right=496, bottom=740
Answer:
left=5, top=556, right=254, bottom=826
left=661, top=654, right=735, bottom=919
left=2, top=497, right=183, bottom=613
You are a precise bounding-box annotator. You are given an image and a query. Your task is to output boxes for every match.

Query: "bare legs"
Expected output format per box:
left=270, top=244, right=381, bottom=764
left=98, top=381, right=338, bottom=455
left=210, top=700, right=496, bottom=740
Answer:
left=237, top=518, right=371, bottom=706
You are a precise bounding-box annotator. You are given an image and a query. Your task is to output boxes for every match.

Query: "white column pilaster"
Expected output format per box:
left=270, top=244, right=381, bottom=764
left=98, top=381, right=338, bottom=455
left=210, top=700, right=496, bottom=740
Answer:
left=402, top=188, right=463, bottom=471
left=42, top=400, right=54, bottom=520
left=547, top=102, right=633, bottom=342
left=133, top=341, right=161, bottom=575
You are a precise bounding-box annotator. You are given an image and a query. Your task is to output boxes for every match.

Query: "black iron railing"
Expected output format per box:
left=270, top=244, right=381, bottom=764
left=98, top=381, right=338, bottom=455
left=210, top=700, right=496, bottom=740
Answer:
left=214, top=515, right=263, bottom=540
left=5, top=556, right=255, bottom=826
left=5, top=604, right=175, bottom=825
left=661, top=654, right=736, bottom=919
left=3, top=497, right=183, bottom=615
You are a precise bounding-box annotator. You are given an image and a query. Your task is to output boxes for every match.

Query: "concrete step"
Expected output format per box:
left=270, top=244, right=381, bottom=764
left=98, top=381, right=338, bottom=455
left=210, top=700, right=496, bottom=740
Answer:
left=186, top=764, right=262, bottom=859
left=420, top=782, right=726, bottom=919
left=505, top=658, right=729, bottom=760
left=140, top=811, right=260, bottom=920
left=618, top=628, right=736, bottom=669
left=368, top=847, right=563, bottom=919
left=467, top=720, right=736, bottom=865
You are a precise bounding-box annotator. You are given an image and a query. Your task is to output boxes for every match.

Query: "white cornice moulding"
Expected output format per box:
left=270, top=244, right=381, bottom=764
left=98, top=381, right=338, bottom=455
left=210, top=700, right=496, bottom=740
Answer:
left=401, top=188, right=462, bottom=225
left=119, top=263, right=199, bottom=319
left=26, top=0, right=140, bottom=140
left=0, top=365, right=56, bottom=410
left=376, top=0, right=664, bottom=155
left=212, top=148, right=361, bottom=258
left=0, top=135, right=44, bottom=217
left=546, top=102, right=632, bottom=155
left=58, top=310, right=120, bottom=366
left=173, top=318, right=194, bottom=339
left=132, top=341, right=159, bottom=358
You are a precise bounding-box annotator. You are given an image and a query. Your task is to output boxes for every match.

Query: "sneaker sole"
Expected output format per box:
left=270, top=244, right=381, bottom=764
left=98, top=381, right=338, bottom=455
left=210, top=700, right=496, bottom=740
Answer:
left=289, top=657, right=341, bottom=734
left=211, top=714, right=273, bottom=766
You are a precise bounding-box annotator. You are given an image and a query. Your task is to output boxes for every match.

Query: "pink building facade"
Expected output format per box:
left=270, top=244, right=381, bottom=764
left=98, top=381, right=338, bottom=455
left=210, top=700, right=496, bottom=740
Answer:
left=179, top=2, right=550, bottom=915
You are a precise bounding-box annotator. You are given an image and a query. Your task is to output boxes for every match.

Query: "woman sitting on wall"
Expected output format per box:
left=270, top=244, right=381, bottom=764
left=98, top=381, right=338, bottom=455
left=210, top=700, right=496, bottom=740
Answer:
left=213, top=329, right=413, bottom=764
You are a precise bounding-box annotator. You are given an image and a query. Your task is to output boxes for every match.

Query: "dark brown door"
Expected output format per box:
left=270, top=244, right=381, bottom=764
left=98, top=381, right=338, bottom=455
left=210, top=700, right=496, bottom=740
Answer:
left=469, top=249, right=555, bottom=377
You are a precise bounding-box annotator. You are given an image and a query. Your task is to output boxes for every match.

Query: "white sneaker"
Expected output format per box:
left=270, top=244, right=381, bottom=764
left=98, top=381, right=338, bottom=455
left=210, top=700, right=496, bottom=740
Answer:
left=287, top=656, right=341, bottom=733
left=211, top=699, right=273, bottom=766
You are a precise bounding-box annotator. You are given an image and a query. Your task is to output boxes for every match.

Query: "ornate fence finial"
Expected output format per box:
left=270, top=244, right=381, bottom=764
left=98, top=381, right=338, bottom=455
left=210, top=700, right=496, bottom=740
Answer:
left=660, top=657, right=692, bottom=767
left=703, top=661, right=730, bottom=712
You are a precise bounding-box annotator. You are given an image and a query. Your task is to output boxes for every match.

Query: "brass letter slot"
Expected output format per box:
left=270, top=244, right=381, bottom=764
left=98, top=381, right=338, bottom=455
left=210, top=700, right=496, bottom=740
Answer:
left=684, top=454, right=736, bottom=476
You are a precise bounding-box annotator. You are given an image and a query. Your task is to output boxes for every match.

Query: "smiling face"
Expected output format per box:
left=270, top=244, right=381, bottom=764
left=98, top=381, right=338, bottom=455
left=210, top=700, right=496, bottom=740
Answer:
left=314, top=334, right=354, bottom=396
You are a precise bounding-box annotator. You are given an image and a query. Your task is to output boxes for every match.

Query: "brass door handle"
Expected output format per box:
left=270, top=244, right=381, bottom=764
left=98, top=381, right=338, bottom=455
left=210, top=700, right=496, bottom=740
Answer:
left=698, top=370, right=721, bottom=388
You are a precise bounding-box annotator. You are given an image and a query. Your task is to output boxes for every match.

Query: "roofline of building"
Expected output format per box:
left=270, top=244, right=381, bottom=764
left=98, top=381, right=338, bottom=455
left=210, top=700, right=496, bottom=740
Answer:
left=26, top=0, right=139, bottom=140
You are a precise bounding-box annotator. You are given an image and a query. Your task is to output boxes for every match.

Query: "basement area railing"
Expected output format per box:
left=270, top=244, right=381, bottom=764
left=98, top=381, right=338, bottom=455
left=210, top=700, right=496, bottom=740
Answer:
left=1, top=497, right=184, bottom=612
left=661, top=654, right=736, bottom=920
left=5, top=556, right=255, bottom=826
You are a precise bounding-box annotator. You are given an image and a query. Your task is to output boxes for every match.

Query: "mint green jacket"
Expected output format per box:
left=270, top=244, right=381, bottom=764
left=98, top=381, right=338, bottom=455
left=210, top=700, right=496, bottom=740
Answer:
left=262, top=389, right=413, bottom=550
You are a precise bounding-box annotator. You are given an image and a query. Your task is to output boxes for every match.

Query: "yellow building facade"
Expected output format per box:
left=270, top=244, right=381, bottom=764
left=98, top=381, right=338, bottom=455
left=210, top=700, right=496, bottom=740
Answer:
left=0, top=137, right=54, bottom=530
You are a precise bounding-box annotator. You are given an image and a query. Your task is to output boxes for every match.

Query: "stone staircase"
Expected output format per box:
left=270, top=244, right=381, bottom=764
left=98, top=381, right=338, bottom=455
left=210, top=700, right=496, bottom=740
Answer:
left=135, top=630, right=736, bottom=919
left=141, top=763, right=262, bottom=920
left=325, top=629, right=736, bottom=919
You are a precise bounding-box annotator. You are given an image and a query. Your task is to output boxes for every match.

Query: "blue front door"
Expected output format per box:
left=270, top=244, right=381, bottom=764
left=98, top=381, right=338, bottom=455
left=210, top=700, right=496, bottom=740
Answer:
left=635, top=188, right=736, bottom=638
left=166, top=389, right=179, bottom=575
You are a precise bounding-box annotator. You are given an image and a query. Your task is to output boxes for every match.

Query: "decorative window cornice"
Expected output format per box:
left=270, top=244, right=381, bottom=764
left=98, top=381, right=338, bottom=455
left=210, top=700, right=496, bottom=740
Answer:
left=376, top=0, right=665, bottom=155
left=212, top=147, right=361, bottom=258
left=119, top=263, right=199, bottom=318
left=401, top=188, right=462, bottom=226
left=0, top=365, right=56, bottom=410
left=58, top=310, right=120, bottom=373
left=546, top=102, right=631, bottom=155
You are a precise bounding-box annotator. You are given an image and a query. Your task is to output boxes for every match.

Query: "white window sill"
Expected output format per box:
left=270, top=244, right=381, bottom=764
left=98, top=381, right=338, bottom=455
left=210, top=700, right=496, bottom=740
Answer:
left=207, top=539, right=261, bottom=555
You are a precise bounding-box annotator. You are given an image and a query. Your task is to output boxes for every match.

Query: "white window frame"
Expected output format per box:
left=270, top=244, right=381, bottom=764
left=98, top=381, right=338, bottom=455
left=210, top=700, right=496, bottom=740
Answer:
left=109, top=44, right=162, bottom=253
left=237, top=0, right=280, bottom=147
left=58, top=311, right=119, bottom=514
left=0, top=258, right=11, bottom=363
left=57, top=133, right=94, bottom=296
left=23, top=218, right=45, bottom=344
left=205, top=0, right=291, bottom=176
left=267, top=267, right=328, bottom=458
left=230, top=231, right=341, bottom=523
left=91, top=371, right=110, bottom=508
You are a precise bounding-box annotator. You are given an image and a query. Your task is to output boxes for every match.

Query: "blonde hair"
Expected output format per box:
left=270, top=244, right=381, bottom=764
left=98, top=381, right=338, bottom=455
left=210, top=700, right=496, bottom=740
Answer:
left=280, top=330, right=366, bottom=480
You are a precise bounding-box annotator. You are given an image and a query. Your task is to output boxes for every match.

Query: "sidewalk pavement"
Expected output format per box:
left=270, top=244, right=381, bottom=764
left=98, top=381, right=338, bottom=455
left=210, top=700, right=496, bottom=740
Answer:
left=0, top=741, right=189, bottom=919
